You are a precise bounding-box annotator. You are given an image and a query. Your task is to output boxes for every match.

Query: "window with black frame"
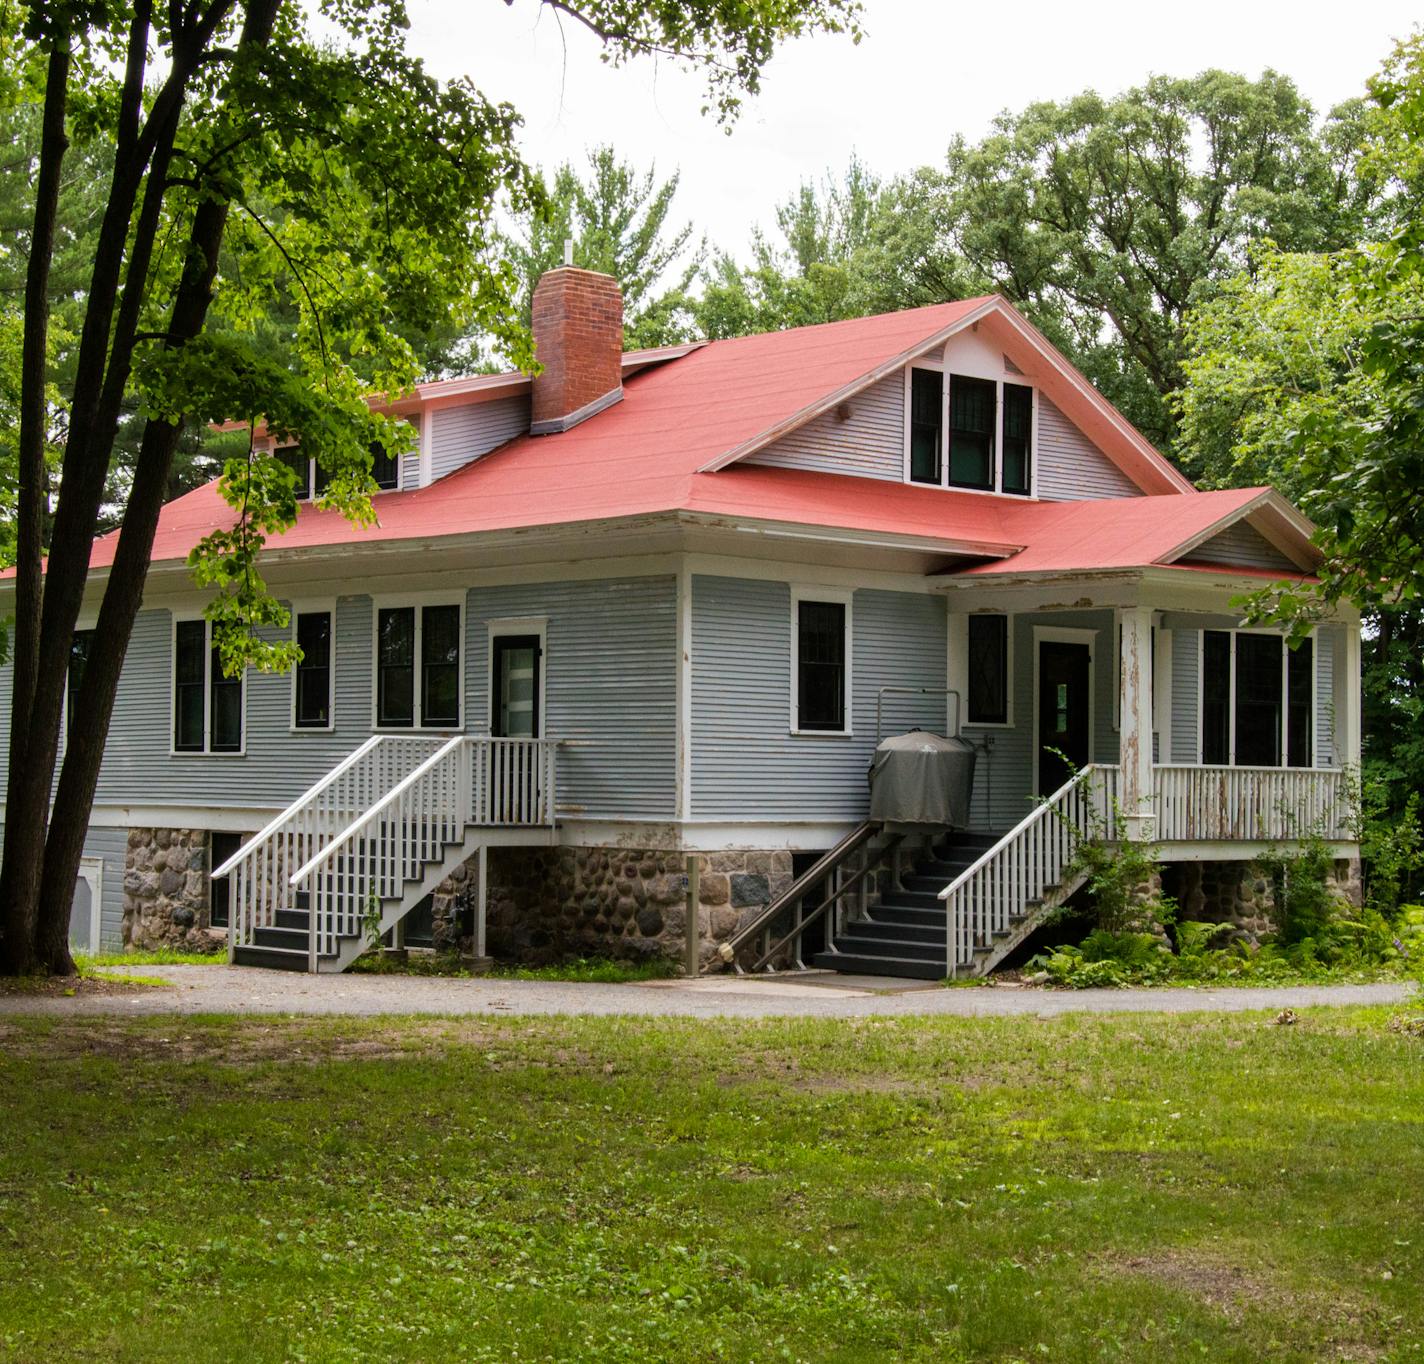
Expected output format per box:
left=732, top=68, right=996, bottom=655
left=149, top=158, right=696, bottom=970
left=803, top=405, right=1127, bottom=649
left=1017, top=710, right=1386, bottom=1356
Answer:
left=796, top=599, right=847, bottom=732
left=948, top=375, right=996, bottom=490
left=1001, top=383, right=1032, bottom=495
left=209, top=642, right=243, bottom=753
left=174, top=619, right=242, bottom=753
left=67, top=628, right=94, bottom=736
left=377, top=607, right=416, bottom=726
left=294, top=611, right=333, bottom=728
left=421, top=605, right=460, bottom=727
left=371, top=441, right=399, bottom=491
left=1200, top=630, right=1313, bottom=768
left=377, top=605, right=461, bottom=728
left=208, top=832, right=244, bottom=929
left=967, top=614, right=1008, bottom=724
left=909, top=369, right=942, bottom=484
left=275, top=445, right=310, bottom=500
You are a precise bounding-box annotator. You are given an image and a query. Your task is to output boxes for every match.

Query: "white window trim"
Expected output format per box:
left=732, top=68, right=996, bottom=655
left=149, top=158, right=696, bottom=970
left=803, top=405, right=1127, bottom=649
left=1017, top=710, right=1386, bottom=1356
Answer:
left=1195, top=626, right=1317, bottom=769
left=169, top=615, right=247, bottom=758
left=790, top=585, right=853, bottom=737
left=487, top=616, right=548, bottom=738
left=369, top=593, right=466, bottom=733
left=1030, top=625, right=1097, bottom=795
left=289, top=600, right=338, bottom=733
left=902, top=362, right=1038, bottom=499
left=272, top=429, right=409, bottom=501
left=961, top=611, right=1015, bottom=730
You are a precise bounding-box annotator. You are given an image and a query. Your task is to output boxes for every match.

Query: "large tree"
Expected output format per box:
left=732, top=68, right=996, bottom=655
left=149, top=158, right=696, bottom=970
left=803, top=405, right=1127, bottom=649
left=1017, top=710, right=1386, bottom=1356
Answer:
left=0, top=0, right=863, bottom=975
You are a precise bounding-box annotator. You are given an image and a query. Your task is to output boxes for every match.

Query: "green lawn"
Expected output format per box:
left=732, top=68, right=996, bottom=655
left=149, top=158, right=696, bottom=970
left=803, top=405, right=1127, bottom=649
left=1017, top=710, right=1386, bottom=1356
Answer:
left=0, top=1009, right=1420, bottom=1363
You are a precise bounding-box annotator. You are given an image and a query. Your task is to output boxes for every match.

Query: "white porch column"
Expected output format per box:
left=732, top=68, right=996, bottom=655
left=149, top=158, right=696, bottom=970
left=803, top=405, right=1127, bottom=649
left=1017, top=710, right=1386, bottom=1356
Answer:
left=1117, top=605, right=1156, bottom=842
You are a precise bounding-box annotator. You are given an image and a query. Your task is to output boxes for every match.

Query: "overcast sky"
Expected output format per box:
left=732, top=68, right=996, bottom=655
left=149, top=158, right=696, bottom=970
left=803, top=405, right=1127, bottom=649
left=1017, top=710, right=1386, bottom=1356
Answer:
left=406, top=0, right=1421, bottom=260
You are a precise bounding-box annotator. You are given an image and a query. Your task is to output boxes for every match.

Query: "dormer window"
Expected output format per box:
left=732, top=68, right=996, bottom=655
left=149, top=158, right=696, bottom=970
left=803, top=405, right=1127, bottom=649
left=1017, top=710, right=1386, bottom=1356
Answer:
left=274, top=442, right=401, bottom=500
left=903, top=368, right=1035, bottom=496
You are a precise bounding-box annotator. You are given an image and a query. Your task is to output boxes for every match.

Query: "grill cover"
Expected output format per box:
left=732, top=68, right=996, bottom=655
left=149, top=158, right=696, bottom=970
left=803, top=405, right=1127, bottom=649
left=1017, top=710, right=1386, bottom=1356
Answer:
left=868, top=729, right=977, bottom=828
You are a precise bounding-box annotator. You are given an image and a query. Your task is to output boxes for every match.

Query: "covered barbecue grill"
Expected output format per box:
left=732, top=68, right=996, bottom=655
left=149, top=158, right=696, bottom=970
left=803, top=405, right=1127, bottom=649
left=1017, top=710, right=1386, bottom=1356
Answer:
left=868, top=729, right=977, bottom=828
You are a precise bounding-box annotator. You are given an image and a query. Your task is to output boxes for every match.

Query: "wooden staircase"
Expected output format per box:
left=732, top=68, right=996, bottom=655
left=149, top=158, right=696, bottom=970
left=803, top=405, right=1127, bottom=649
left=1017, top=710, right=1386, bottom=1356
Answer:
left=215, top=734, right=558, bottom=973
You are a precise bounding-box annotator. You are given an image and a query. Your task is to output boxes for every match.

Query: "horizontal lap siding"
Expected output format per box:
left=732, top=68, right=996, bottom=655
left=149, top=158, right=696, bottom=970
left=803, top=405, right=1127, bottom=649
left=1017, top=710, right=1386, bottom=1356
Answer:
left=464, top=577, right=677, bottom=820
left=1182, top=521, right=1298, bottom=572
left=691, top=578, right=947, bottom=820
left=83, top=827, right=129, bottom=949
left=1034, top=396, right=1143, bottom=500
left=747, top=373, right=904, bottom=480
left=430, top=395, right=531, bottom=482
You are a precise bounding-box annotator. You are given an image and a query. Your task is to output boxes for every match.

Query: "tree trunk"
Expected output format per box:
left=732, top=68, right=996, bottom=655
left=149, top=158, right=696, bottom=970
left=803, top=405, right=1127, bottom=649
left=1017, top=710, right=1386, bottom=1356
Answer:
left=0, top=37, right=71, bottom=973
left=32, top=0, right=283, bottom=974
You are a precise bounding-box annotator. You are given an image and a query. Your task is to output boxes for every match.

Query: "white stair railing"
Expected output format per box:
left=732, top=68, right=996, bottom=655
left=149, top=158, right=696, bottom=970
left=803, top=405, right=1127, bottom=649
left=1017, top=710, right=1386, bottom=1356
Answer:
left=287, top=736, right=556, bottom=967
left=940, top=764, right=1119, bottom=977
left=212, top=735, right=449, bottom=961
left=1154, top=766, right=1353, bottom=842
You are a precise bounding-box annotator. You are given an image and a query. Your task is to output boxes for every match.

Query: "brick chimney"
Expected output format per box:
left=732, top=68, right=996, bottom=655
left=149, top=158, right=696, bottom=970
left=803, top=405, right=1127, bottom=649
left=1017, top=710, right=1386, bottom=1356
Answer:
left=529, top=267, right=624, bottom=435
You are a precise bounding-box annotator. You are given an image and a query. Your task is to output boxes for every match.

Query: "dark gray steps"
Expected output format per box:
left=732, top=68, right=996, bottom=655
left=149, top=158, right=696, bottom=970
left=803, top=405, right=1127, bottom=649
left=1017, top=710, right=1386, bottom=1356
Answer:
left=232, top=944, right=323, bottom=972
left=809, top=949, right=944, bottom=981
left=840, top=917, right=943, bottom=947
left=870, top=902, right=946, bottom=928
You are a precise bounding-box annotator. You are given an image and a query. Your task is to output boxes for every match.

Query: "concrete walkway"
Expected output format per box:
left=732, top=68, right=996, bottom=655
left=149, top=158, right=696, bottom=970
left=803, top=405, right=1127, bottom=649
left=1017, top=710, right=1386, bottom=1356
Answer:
left=0, top=963, right=1413, bottom=1019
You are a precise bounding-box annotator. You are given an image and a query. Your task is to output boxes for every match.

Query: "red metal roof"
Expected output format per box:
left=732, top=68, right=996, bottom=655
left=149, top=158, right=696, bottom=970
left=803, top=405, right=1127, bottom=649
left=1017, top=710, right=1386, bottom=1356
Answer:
left=39, top=297, right=1310, bottom=582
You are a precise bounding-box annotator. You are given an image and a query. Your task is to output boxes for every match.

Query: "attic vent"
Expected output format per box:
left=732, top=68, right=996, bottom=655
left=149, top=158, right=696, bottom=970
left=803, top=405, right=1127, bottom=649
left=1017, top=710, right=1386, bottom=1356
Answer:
left=1003, top=354, right=1025, bottom=376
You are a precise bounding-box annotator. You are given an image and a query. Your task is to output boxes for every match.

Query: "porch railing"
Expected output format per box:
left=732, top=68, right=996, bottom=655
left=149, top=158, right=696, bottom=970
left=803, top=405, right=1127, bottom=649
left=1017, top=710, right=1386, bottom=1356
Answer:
left=941, top=764, right=1118, bottom=977
left=288, top=736, right=557, bottom=965
left=213, top=735, right=449, bottom=961
left=1153, top=766, right=1354, bottom=843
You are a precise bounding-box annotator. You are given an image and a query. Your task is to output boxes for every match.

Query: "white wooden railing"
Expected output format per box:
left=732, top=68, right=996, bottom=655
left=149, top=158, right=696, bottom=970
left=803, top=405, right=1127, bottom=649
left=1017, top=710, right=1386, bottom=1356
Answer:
left=940, top=764, right=1119, bottom=977
left=214, top=735, right=450, bottom=961
left=288, top=736, right=556, bottom=967
left=1154, top=766, right=1353, bottom=842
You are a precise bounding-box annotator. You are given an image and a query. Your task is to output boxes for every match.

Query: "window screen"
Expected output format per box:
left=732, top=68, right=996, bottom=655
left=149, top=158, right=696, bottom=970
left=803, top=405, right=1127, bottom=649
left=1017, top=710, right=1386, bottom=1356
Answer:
left=967, top=615, right=1008, bottom=724
left=1002, top=383, right=1032, bottom=495
left=294, top=611, right=332, bottom=728
left=948, top=375, right=995, bottom=490
left=909, top=369, right=942, bottom=484
left=209, top=643, right=243, bottom=753
left=421, top=605, right=460, bottom=727
left=377, top=607, right=415, bottom=726
left=797, top=600, right=846, bottom=732
left=174, top=620, right=207, bottom=752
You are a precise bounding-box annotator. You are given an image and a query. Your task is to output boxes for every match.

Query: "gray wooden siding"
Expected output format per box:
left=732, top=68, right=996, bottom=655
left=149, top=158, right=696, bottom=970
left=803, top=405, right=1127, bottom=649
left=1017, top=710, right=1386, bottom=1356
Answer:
left=1171, top=629, right=1200, bottom=763
left=0, top=575, right=675, bottom=823
left=429, top=394, right=530, bottom=483
left=0, top=822, right=127, bottom=950
left=691, top=577, right=947, bottom=819
left=1314, top=630, right=1335, bottom=768
left=748, top=372, right=905, bottom=481
left=960, top=611, right=1121, bottom=830
left=399, top=414, right=422, bottom=490
left=1035, top=396, right=1143, bottom=500
left=1180, top=520, right=1298, bottom=572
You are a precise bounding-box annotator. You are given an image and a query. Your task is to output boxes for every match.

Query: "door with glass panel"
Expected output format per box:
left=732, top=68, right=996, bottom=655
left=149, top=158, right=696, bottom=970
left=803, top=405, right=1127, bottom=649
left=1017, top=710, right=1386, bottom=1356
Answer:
left=491, top=635, right=542, bottom=822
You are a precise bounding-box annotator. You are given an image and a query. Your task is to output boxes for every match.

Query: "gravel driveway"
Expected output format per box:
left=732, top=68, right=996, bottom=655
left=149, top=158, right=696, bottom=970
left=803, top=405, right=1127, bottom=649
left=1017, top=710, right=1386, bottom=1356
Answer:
left=0, top=963, right=1413, bottom=1019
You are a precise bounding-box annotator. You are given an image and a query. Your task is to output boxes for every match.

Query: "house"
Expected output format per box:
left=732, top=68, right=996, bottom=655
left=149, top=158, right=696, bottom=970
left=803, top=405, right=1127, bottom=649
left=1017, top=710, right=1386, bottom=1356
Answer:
left=0, top=268, right=1360, bottom=977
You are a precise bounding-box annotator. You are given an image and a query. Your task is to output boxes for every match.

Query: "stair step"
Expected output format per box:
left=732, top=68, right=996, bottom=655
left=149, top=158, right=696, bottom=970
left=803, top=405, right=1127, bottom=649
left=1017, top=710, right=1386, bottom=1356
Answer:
left=274, top=908, right=310, bottom=931
left=828, top=932, right=945, bottom=963
left=880, top=888, right=945, bottom=910
left=231, top=944, right=336, bottom=972
left=253, top=925, right=310, bottom=951
left=840, top=918, right=944, bottom=947
left=870, top=903, right=946, bottom=928
left=810, top=949, right=945, bottom=981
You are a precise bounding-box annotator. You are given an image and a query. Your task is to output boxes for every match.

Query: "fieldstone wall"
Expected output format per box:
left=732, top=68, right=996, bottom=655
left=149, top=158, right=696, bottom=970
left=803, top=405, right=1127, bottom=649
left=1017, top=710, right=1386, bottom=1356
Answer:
left=122, top=828, right=225, bottom=952
left=429, top=845, right=795, bottom=968
left=1170, top=855, right=1364, bottom=945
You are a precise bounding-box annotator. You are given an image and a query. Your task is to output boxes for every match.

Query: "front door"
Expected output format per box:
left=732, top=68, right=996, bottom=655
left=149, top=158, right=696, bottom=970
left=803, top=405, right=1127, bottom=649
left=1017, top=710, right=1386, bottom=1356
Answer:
left=1037, top=641, right=1091, bottom=795
left=491, top=635, right=542, bottom=738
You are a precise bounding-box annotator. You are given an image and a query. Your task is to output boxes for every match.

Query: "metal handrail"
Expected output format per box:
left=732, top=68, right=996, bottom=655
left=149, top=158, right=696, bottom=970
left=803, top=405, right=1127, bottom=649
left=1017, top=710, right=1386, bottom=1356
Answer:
left=210, top=734, right=386, bottom=879
left=875, top=686, right=963, bottom=744
left=718, top=820, right=882, bottom=963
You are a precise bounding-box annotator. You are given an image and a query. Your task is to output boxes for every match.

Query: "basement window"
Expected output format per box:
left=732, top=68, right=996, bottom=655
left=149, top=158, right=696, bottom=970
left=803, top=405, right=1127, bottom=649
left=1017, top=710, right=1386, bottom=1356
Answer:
left=1201, top=630, right=1313, bottom=768
left=173, top=619, right=243, bottom=755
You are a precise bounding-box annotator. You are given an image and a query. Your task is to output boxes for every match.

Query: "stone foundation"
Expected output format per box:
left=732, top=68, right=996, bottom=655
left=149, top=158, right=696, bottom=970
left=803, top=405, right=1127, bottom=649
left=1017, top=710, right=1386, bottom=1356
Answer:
left=1168, top=855, right=1362, bottom=945
left=122, top=828, right=225, bottom=952
left=429, top=845, right=795, bottom=968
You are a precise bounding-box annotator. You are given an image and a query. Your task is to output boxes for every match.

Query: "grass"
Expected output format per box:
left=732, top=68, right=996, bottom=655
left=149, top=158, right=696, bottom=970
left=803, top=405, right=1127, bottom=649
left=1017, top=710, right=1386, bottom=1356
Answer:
left=0, top=1008, right=1421, bottom=1362
left=77, top=948, right=226, bottom=969
left=349, top=950, right=681, bottom=984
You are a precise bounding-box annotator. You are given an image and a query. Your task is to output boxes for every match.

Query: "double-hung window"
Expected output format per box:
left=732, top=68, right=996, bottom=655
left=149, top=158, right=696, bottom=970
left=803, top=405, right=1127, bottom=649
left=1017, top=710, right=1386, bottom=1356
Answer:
left=67, top=628, right=94, bottom=736
left=376, top=604, right=461, bottom=729
left=948, top=375, right=996, bottom=490
left=293, top=610, right=334, bottom=729
left=793, top=592, right=850, bottom=734
left=1201, top=630, right=1313, bottom=768
left=909, top=369, right=942, bottom=484
left=966, top=615, right=1009, bottom=725
left=174, top=619, right=243, bottom=754
left=1001, top=383, right=1033, bottom=495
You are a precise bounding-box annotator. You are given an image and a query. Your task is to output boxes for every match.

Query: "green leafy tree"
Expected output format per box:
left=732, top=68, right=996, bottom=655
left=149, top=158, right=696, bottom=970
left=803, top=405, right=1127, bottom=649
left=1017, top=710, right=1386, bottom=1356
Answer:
left=502, top=145, right=701, bottom=356
left=0, top=0, right=863, bottom=976
left=940, top=71, right=1378, bottom=453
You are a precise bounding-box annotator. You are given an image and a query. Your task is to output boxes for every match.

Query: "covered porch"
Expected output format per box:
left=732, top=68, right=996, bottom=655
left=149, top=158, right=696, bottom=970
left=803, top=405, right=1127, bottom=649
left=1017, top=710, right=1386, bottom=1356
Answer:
left=941, top=564, right=1361, bottom=857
